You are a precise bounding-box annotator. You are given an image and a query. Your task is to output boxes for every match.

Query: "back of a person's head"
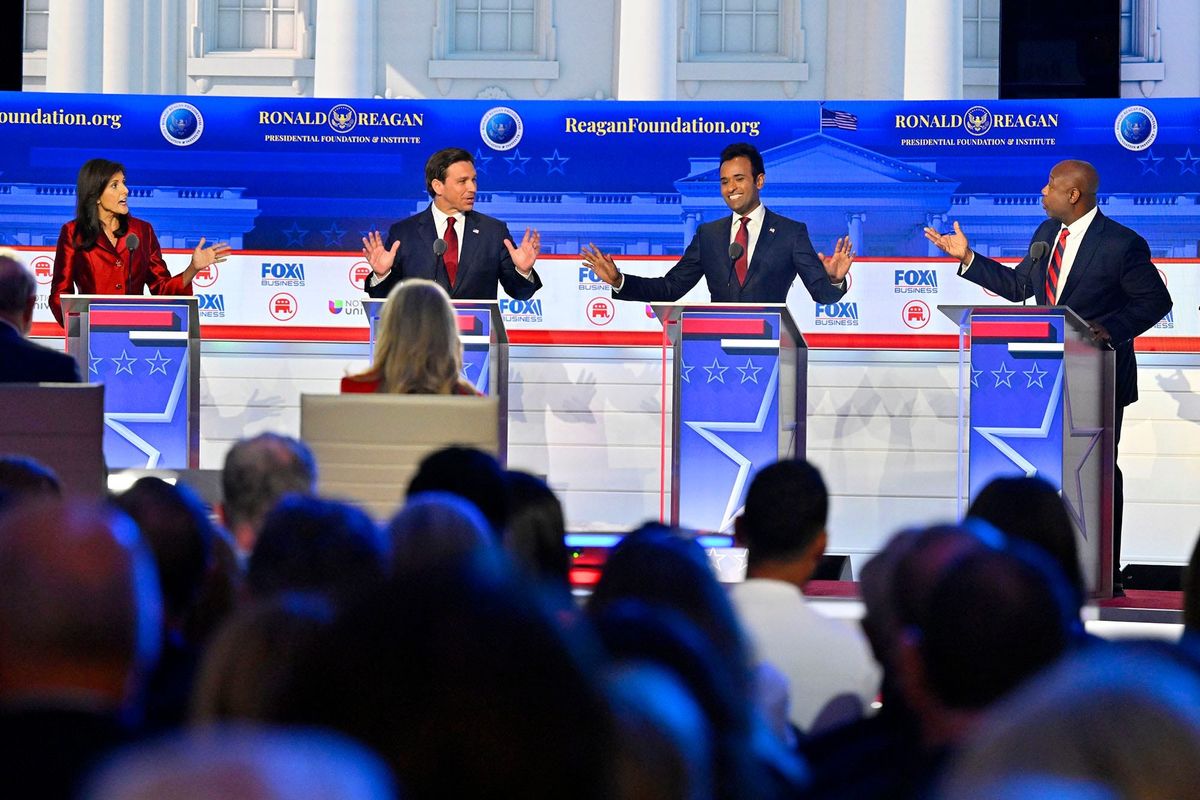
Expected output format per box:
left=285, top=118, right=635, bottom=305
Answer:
left=917, top=547, right=1071, bottom=711
left=0, top=455, right=62, bottom=510
left=0, top=499, right=161, bottom=688
left=114, top=477, right=215, bottom=626
left=967, top=475, right=1085, bottom=603
left=280, top=554, right=614, bottom=799
left=503, top=470, right=569, bottom=585
left=941, top=642, right=1200, bottom=800
left=0, top=250, right=34, bottom=318
left=191, top=593, right=334, bottom=724
left=374, top=278, right=462, bottom=394
left=590, top=525, right=752, bottom=697
left=387, top=491, right=495, bottom=575
left=221, top=433, right=316, bottom=538
left=247, top=495, right=386, bottom=600
left=85, top=726, right=396, bottom=800
left=737, top=459, right=828, bottom=564
left=1183, top=530, right=1200, bottom=632
left=407, top=446, right=507, bottom=536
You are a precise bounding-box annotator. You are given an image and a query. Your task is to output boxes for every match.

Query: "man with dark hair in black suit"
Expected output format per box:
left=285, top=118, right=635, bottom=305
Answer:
left=0, top=251, right=80, bottom=383
left=924, top=159, right=1173, bottom=594
left=581, top=142, right=854, bottom=303
left=362, top=147, right=543, bottom=301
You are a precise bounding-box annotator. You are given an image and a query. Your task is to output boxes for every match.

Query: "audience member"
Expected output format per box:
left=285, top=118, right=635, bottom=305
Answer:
left=967, top=474, right=1087, bottom=605
left=0, top=250, right=81, bottom=383
left=342, top=277, right=478, bottom=395
left=85, top=726, right=396, bottom=800
left=191, top=593, right=334, bottom=724
left=279, top=554, right=615, bottom=799
left=386, top=491, right=495, bottom=575
left=940, top=642, right=1200, bottom=799
left=407, top=445, right=507, bottom=536
left=219, top=433, right=317, bottom=556
left=0, top=499, right=161, bottom=799
left=503, top=469, right=570, bottom=588
left=183, top=525, right=242, bottom=648
left=0, top=455, right=63, bottom=511
left=114, top=477, right=220, bottom=731
left=246, top=495, right=387, bottom=601
left=730, top=459, right=880, bottom=733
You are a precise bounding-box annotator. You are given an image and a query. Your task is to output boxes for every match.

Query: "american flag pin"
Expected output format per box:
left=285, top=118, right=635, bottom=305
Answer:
left=472, top=228, right=480, bottom=234
left=768, top=228, right=776, bottom=234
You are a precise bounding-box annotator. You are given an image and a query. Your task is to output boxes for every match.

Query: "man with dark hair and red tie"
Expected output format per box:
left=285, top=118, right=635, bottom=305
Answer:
left=924, top=159, right=1172, bottom=595
left=362, top=147, right=542, bottom=301
left=581, top=142, right=854, bottom=304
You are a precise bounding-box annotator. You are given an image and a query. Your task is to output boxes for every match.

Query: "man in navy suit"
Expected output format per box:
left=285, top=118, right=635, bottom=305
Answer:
left=362, top=147, right=542, bottom=301
left=0, top=252, right=81, bottom=384
left=580, top=142, right=854, bottom=304
left=924, top=159, right=1173, bottom=594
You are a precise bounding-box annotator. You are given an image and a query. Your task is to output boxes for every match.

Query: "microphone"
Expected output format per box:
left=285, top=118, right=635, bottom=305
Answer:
left=726, top=241, right=745, bottom=287
left=1024, top=240, right=1049, bottom=306
left=432, top=239, right=447, bottom=288
left=126, top=233, right=140, bottom=252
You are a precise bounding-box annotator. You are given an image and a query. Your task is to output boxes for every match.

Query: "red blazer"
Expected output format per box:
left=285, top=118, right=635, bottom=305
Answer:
left=50, top=216, right=190, bottom=326
left=341, top=372, right=481, bottom=396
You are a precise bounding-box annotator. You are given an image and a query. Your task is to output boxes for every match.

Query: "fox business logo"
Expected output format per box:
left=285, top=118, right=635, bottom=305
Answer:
left=894, top=106, right=1059, bottom=137
left=197, top=294, right=226, bottom=319
left=577, top=266, right=610, bottom=292
left=814, top=302, right=860, bottom=327
left=261, top=262, right=306, bottom=287
left=894, top=268, right=938, bottom=294
left=328, top=299, right=365, bottom=316
left=499, top=298, right=544, bottom=322
left=257, top=105, right=425, bottom=133
left=1154, top=309, right=1175, bottom=330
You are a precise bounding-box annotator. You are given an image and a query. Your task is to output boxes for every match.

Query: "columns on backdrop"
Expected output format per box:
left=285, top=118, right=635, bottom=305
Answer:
left=314, top=0, right=377, bottom=97
left=615, top=0, right=676, bottom=100
left=904, top=0, right=964, bottom=99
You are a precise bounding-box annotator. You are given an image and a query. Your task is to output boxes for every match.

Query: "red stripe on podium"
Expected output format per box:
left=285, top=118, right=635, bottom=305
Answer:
left=90, top=309, right=178, bottom=328
left=971, top=321, right=1051, bottom=339
left=680, top=318, right=766, bottom=336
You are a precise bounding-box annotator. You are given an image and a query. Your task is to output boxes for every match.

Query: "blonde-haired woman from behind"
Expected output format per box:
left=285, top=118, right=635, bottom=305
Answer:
left=341, top=278, right=479, bottom=396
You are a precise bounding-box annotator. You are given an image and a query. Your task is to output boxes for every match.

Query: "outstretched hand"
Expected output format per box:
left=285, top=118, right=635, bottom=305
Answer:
left=817, top=236, right=855, bottom=283
left=191, top=237, right=230, bottom=270
left=923, top=220, right=972, bottom=263
left=361, top=230, right=400, bottom=277
left=580, top=243, right=621, bottom=288
left=505, top=227, right=541, bottom=275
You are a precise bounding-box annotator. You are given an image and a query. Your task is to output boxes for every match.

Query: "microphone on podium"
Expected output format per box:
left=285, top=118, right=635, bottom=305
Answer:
left=432, top=239, right=447, bottom=287
left=126, top=233, right=140, bottom=252
left=1024, top=240, right=1050, bottom=306
left=726, top=241, right=745, bottom=287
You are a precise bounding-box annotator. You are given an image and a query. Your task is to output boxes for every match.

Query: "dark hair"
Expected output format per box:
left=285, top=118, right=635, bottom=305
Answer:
left=73, top=158, right=128, bottom=249
left=719, top=143, right=764, bottom=178
left=221, top=433, right=317, bottom=533
left=0, top=253, right=36, bottom=316
left=967, top=475, right=1086, bottom=606
left=1184, top=530, right=1200, bottom=631
left=424, top=147, right=473, bottom=198
left=247, top=495, right=387, bottom=601
left=739, top=459, right=828, bottom=565
left=503, top=470, right=569, bottom=585
left=114, top=477, right=216, bottom=623
left=407, top=446, right=507, bottom=538
left=0, top=456, right=62, bottom=506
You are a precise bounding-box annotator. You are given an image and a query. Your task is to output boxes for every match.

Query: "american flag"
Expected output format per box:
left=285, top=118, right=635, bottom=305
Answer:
left=820, top=107, right=858, bottom=131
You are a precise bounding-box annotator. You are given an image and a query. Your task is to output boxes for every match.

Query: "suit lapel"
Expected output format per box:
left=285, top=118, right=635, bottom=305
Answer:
left=454, top=211, right=483, bottom=296
left=749, top=210, right=779, bottom=285
left=1057, top=211, right=1104, bottom=307
left=417, top=208, right=438, bottom=259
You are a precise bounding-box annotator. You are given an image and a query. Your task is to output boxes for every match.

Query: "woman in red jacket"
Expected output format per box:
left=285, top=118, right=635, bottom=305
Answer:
left=49, top=158, right=230, bottom=326
left=342, top=278, right=479, bottom=396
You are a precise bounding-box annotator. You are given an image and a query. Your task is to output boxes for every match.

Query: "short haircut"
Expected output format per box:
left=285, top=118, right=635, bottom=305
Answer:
left=424, top=147, right=473, bottom=198
left=719, top=142, right=764, bottom=177
left=221, top=433, right=317, bottom=532
left=738, top=459, right=828, bottom=565
left=0, top=251, right=35, bottom=315
left=503, top=470, right=569, bottom=584
left=1184, top=529, right=1200, bottom=631
left=0, top=456, right=62, bottom=506
left=407, top=446, right=507, bottom=538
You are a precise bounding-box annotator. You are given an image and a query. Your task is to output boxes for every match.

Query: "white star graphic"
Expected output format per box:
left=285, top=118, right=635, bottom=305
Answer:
left=737, top=358, right=762, bottom=384
left=970, top=367, right=983, bottom=388
left=104, top=358, right=188, bottom=469
left=973, top=364, right=1064, bottom=478
left=112, top=349, right=137, bottom=375
left=704, top=358, right=728, bottom=384
left=146, top=349, right=172, bottom=376
left=991, top=361, right=1014, bottom=388
left=88, top=350, right=103, bottom=375
left=1023, top=361, right=1048, bottom=388
left=680, top=361, right=695, bottom=384
left=1061, top=376, right=1104, bottom=542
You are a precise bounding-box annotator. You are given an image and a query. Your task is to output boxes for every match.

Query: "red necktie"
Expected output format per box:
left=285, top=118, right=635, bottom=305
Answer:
left=1045, top=227, right=1069, bottom=304
left=443, top=217, right=459, bottom=288
left=734, top=216, right=750, bottom=286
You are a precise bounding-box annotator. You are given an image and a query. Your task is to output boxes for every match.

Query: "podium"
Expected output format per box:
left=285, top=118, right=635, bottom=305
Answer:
left=653, top=303, right=806, bottom=533
left=940, top=304, right=1116, bottom=597
left=61, top=294, right=201, bottom=470
left=362, top=299, right=509, bottom=456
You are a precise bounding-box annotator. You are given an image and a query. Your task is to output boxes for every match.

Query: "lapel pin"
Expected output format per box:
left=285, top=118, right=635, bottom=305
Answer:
left=768, top=228, right=776, bottom=234
left=472, top=228, right=480, bottom=234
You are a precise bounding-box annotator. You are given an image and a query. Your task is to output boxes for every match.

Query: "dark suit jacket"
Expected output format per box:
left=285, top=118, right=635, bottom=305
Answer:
left=961, top=210, right=1172, bottom=407
left=0, top=322, right=82, bottom=383
left=366, top=207, right=542, bottom=301
left=613, top=209, right=847, bottom=305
